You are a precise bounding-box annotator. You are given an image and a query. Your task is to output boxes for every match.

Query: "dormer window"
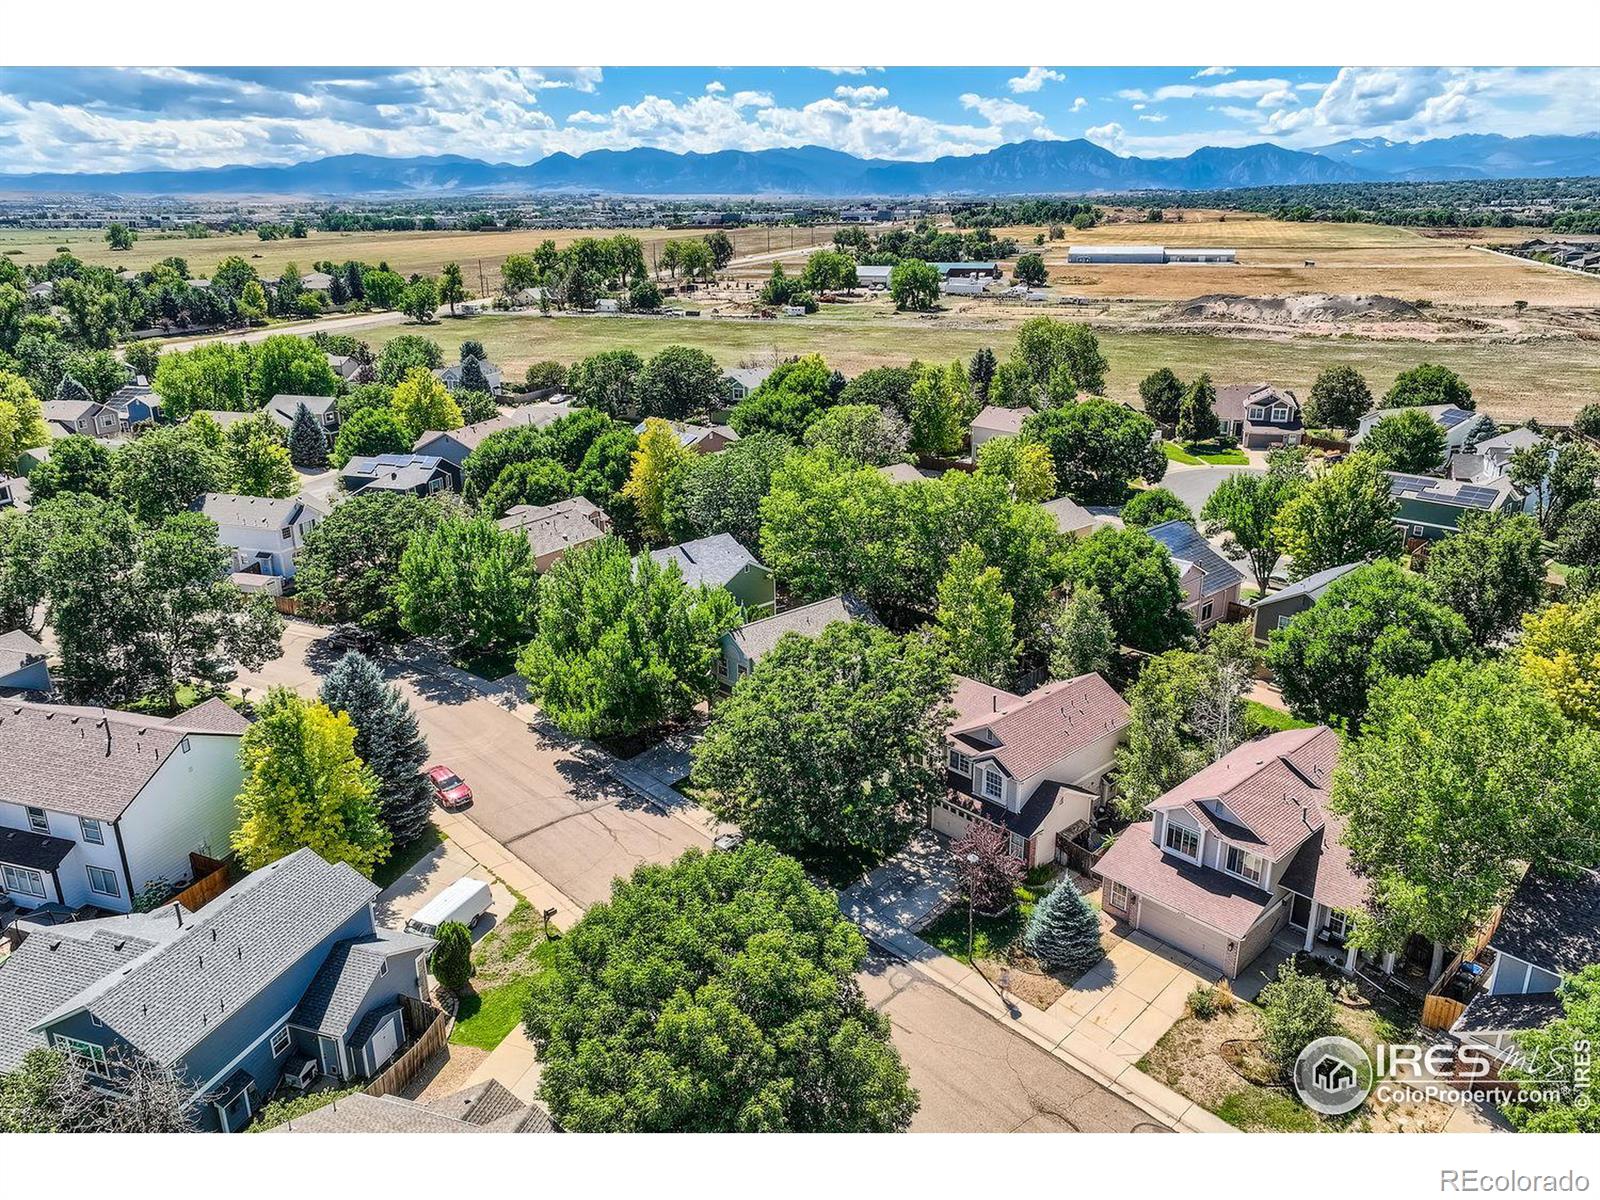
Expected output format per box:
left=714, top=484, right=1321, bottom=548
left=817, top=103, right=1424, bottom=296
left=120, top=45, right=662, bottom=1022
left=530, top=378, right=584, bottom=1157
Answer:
left=981, top=769, right=1004, bottom=801
left=1163, top=821, right=1199, bottom=860
left=1225, top=846, right=1265, bottom=885
left=1248, top=407, right=1268, bottom=421
left=1272, top=405, right=1290, bottom=423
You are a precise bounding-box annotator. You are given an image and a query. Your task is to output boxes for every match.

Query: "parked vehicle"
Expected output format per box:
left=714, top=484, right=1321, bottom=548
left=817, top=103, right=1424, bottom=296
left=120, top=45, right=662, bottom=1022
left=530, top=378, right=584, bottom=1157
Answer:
left=425, top=764, right=473, bottom=810
left=405, top=876, right=493, bottom=938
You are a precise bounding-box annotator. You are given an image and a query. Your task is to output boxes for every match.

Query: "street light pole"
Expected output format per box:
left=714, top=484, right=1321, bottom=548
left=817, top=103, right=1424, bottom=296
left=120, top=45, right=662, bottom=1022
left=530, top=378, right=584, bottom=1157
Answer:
left=965, top=852, right=980, bottom=964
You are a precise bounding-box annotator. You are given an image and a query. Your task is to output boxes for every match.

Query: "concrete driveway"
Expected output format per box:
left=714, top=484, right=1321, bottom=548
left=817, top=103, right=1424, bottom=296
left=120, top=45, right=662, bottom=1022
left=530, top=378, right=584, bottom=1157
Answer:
left=860, top=952, right=1168, bottom=1132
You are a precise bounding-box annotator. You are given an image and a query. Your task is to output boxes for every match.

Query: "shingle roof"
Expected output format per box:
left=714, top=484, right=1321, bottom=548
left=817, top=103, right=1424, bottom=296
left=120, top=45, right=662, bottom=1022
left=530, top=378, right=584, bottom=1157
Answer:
left=0, top=908, right=186, bottom=1071
left=265, top=394, right=336, bottom=424
left=347, top=998, right=405, bottom=1051
left=0, top=629, right=47, bottom=677
left=1490, top=869, right=1600, bottom=977
left=342, top=454, right=448, bottom=492
left=943, top=774, right=1097, bottom=839
left=1454, top=990, right=1567, bottom=1035
left=1041, top=495, right=1095, bottom=536
left=0, top=825, right=76, bottom=873
left=649, top=533, right=765, bottom=590
left=30, top=849, right=379, bottom=1064
left=40, top=400, right=103, bottom=423
left=0, top=699, right=249, bottom=821
left=971, top=405, right=1028, bottom=435
left=1145, top=520, right=1245, bottom=598
left=269, top=1085, right=555, bottom=1133
left=290, top=929, right=432, bottom=1037
left=1387, top=471, right=1518, bottom=511
left=879, top=462, right=938, bottom=484
left=725, top=595, right=876, bottom=663
left=413, top=401, right=573, bottom=454
left=947, top=673, right=1129, bottom=782
left=1253, top=561, right=1364, bottom=610
left=1148, top=726, right=1340, bottom=862
left=726, top=367, right=772, bottom=391
left=172, top=697, right=252, bottom=734
left=499, top=497, right=609, bottom=560
left=196, top=493, right=319, bottom=531
left=1365, top=403, right=1476, bottom=431
left=1093, top=821, right=1276, bottom=939
left=948, top=675, right=1022, bottom=725
left=1215, top=384, right=1300, bottom=427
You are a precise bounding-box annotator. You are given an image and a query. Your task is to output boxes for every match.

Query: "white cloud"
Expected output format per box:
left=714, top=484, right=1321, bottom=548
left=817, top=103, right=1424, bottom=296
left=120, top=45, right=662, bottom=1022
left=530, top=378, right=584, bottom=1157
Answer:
left=1008, top=67, right=1065, bottom=94
left=834, top=85, right=889, bottom=106
left=959, top=93, right=1044, bottom=127
left=1138, top=112, right=1168, bottom=123
left=1194, top=67, right=1235, bottom=78
left=1119, top=77, right=1294, bottom=104
left=1070, top=96, right=1087, bottom=112
left=820, top=67, right=868, bottom=76
left=730, top=90, right=774, bottom=109
left=566, top=110, right=608, bottom=125
left=1085, top=122, right=1126, bottom=151
left=704, top=81, right=725, bottom=94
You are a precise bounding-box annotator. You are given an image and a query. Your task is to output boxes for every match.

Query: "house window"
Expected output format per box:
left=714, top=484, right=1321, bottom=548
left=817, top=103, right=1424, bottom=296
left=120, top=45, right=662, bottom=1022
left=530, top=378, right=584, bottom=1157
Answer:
left=947, top=748, right=972, bottom=776
left=80, top=817, right=104, bottom=845
left=1200, top=601, right=1214, bottom=621
left=1007, top=832, right=1027, bottom=860
left=1326, top=909, right=1351, bottom=939
left=180, top=736, right=191, bottom=754
left=1248, top=407, right=1267, bottom=421
left=1276, top=614, right=1294, bottom=630
left=1107, top=882, right=1131, bottom=912
left=1225, top=846, right=1264, bottom=885
left=982, top=769, right=1004, bottom=801
left=1411, top=524, right=1424, bottom=536
left=1163, top=821, right=1200, bottom=860
left=280, top=526, right=293, bottom=540
left=55, top=1036, right=110, bottom=1078
left=1272, top=405, right=1290, bottom=423
left=270, top=1027, right=292, bottom=1058
left=25, top=806, right=47, bottom=834
left=86, top=866, right=120, bottom=897
left=3, top=864, right=46, bottom=898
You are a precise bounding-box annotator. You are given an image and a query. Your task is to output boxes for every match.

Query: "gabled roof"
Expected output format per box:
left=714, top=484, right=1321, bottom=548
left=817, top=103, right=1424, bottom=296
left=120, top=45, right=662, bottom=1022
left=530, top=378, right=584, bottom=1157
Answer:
left=30, top=849, right=380, bottom=1065
left=1215, top=383, right=1300, bottom=425
left=1475, top=426, right=1541, bottom=455
left=1148, top=726, right=1340, bottom=863
left=649, top=533, right=766, bottom=590
left=1253, top=561, right=1363, bottom=610
left=342, top=454, right=449, bottom=492
left=1363, top=403, right=1476, bottom=431
left=0, top=825, right=75, bottom=872
left=195, top=493, right=319, bottom=531
left=879, top=462, right=938, bottom=484
left=725, top=595, right=876, bottom=662
left=40, top=399, right=105, bottom=423
left=947, top=673, right=1129, bottom=781
left=0, top=698, right=250, bottom=821
left=1093, top=821, right=1277, bottom=938
left=631, top=419, right=739, bottom=450
left=1041, top=495, right=1095, bottom=536
left=971, top=405, right=1028, bottom=435
left=1145, top=520, right=1246, bottom=597
left=1387, top=471, right=1518, bottom=511
left=291, top=928, right=432, bottom=1038
left=499, top=496, right=609, bottom=560
left=413, top=401, right=573, bottom=454
left=268, top=1082, right=555, bottom=1133
left=1490, top=869, right=1600, bottom=977
left=1455, top=990, right=1566, bottom=1035
left=0, top=629, right=47, bottom=677
left=726, top=367, right=772, bottom=391
left=265, top=394, right=336, bottom=424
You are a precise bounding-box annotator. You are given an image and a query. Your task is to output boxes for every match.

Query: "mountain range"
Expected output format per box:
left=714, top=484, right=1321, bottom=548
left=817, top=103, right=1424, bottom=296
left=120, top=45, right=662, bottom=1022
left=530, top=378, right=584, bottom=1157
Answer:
left=1, top=133, right=1596, bottom=198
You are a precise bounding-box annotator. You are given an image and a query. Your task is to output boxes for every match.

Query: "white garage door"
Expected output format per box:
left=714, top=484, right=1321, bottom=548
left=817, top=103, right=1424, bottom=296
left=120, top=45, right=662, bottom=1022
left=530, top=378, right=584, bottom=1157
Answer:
left=366, top=1013, right=400, bottom=1073
left=1134, top=896, right=1234, bottom=977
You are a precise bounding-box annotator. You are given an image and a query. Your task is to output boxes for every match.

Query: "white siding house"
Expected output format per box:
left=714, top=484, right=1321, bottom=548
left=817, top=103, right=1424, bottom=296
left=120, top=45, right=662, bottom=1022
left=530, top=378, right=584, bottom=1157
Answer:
left=195, top=494, right=325, bottom=580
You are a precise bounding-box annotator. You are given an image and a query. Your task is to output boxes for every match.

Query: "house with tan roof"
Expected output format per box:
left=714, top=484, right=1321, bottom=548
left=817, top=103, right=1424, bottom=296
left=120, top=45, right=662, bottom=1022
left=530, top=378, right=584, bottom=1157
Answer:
left=1094, top=725, right=1376, bottom=980
left=932, top=673, right=1129, bottom=868
left=968, top=405, right=1030, bottom=456
left=0, top=697, right=250, bottom=914
left=498, top=496, right=613, bottom=571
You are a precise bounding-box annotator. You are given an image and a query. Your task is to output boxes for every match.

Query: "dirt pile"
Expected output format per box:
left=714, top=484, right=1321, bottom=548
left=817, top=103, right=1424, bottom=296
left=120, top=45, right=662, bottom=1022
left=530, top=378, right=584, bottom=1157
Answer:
left=1166, top=293, right=1426, bottom=326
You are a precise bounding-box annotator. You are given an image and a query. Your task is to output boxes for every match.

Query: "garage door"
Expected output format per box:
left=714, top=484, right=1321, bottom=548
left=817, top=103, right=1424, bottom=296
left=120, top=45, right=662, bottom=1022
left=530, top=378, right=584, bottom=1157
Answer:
left=366, top=1012, right=400, bottom=1074
left=1134, top=896, right=1235, bottom=978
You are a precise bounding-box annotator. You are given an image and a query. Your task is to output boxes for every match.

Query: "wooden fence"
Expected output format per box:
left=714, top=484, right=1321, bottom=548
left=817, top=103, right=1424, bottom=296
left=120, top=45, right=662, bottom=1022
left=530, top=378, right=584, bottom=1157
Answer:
left=169, top=853, right=233, bottom=912
left=1420, top=904, right=1506, bottom=1033
left=364, top=996, right=446, bottom=1100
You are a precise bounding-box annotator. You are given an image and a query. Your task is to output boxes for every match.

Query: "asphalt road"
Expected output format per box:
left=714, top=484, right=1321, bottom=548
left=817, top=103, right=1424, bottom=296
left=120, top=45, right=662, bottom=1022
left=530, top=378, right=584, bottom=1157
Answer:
left=1159, top=462, right=1264, bottom=514
left=235, top=621, right=715, bottom=911
left=859, top=953, right=1169, bottom=1133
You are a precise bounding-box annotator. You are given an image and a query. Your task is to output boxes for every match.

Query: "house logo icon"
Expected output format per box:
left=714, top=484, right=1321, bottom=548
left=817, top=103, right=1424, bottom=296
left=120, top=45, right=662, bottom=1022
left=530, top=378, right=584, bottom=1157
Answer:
left=1293, top=1036, right=1373, bottom=1115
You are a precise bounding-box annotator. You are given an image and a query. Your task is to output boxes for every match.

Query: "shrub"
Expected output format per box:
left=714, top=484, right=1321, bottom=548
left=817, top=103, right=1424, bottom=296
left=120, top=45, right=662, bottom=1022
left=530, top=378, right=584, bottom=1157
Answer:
left=1187, top=983, right=1220, bottom=1019
left=1258, top=960, right=1337, bottom=1077
left=1021, top=879, right=1104, bottom=976
left=431, top=920, right=475, bottom=994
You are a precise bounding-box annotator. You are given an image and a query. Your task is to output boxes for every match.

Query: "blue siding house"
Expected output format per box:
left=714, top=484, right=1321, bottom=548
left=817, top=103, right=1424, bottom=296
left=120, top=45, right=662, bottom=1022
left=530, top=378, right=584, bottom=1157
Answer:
left=0, top=849, right=434, bottom=1132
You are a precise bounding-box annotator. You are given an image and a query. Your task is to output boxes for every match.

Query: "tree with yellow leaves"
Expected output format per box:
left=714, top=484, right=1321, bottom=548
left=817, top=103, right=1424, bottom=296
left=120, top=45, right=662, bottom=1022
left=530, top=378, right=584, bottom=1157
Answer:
left=1519, top=591, right=1600, bottom=727
left=623, top=416, right=693, bottom=544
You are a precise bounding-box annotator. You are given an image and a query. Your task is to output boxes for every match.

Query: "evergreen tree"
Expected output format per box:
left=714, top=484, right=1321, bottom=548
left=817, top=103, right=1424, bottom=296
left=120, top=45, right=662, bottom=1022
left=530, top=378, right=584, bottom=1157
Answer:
left=319, top=650, right=434, bottom=846
left=968, top=347, right=997, bottom=406
left=430, top=921, right=475, bottom=993
left=287, top=402, right=328, bottom=468
left=457, top=355, right=489, bottom=395
left=54, top=374, right=91, bottom=405
left=1023, top=880, right=1104, bottom=975
left=1177, top=372, right=1221, bottom=443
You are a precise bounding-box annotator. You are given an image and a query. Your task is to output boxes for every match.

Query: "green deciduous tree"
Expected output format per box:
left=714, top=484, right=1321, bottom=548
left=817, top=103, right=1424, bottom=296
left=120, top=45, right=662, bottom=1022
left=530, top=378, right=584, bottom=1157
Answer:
left=1258, top=961, right=1337, bottom=1077
left=1383, top=362, right=1473, bottom=411
left=231, top=688, right=391, bottom=876
left=691, top=622, right=950, bottom=868
left=390, top=366, right=462, bottom=441
left=1121, top=487, right=1193, bottom=529
left=376, top=334, right=443, bottom=387
left=1362, top=408, right=1447, bottom=473
left=1510, top=437, right=1599, bottom=535
left=295, top=492, right=449, bottom=632
left=569, top=349, right=643, bottom=417
left=1504, top=966, right=1600, bottom=1132
left=1023, top=880, right=1104, bottom=975
left=907, top=360, right=976, bottom=457
left=1424, top=511, right=1546, bottom=645
left=524, top=842, right=917, bottom=1131
left=1518, top=592, right=1600, bottom=728
left=1013, top=252, right=1047, bottom=287
left=638, top=344, right=724, bottom=421
left=1009, top=318, right=1108, bottom=399
left=935, top=543, right=1017, bottom=687
left=663, top=431, right=791, bottom=549
left=517, top=537, right=740, bottom=739
left=1305, top=364, right=1373, bottom=431
left=332, top=406, right=409, bottom=468
left=1200, top=470, right=1303, bottom=594
left=974, top=434, right=1055, bottom=503
left=152, top=343, right=252, bottom=419
left=888, top=259, right=940, bottom=311
left=802, top=403, right=909, bottom=466
left=1274, top=452, right=1400, bottom=579
left=25, top=434, right=111, bottom=502
left=319, top=650, right=433, bottom=847
left=396, top=513, right=538, bottom=656
left=623, top=417, right=694, bottom=544
left=0, top=371, right=48, bottom=474
left=1268, top=559, right=1468, bottom=731
left=728, top=354, right=836, bottom=440
left=249, top=334, right=338, bottom=405
left=1044, top=586, right=1115, bottom=681
left=1022, top=398, right=1165, bottom=504
left=438, top=262, right=466, bottom=316
left=1064, top=526, right=1191, bottom=652
left=111, top=423, right=229, bottom=524
left=223, top=413, right=296, bottom=498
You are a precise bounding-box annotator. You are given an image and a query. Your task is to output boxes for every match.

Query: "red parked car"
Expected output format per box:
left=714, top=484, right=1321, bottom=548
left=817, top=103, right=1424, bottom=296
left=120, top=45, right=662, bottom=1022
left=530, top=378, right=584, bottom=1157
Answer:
left=425, top=765, right=473, bottom=810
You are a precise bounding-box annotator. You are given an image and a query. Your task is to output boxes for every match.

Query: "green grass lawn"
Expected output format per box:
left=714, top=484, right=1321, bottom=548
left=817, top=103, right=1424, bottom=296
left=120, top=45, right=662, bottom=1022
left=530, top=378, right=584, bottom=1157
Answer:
left=451, top=975, right=539, bottom=1050
left=1215, top=1088, right=1319, bottom=1132
left=1162, top=440, right=1251, bottom=466
left=371, top=822, right=446, bottom=891
left=448, top=900, right=559, bottom=1051
left=1244, top=700, right=1316, bottom=736
left=920, top=866, right=1057, bottom=961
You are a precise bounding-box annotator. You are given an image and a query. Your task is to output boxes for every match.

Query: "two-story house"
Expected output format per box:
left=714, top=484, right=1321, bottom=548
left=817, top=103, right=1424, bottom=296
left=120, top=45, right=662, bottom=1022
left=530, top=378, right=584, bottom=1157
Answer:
left=1145, top=520, right=1245, bottom=633
left=0, top=697, right=249, bottom=913
left=1215, top=384, right=1304, bottom=449
left=498, top=496, right=613, bottom=572
left=649, top=533, right=776, bottom=618
left=1354, top=403, right=1480, bottom=453
left=1452, top=869, right=1600, bottom=1064
left=1094, top=725, right=1374, bottom=980
left=265, top=394, right=340, bottom=447
left=1249, top=561, right=1363, bottom=645
left=339, top=454, right=454, bottom=497
left=195, top=493, right=325, bottom=580
left=1387, top=471, right=1523, bottom=542
left=413, top=400, right=576, bottom=488
left=41, top=398, right=120, bottom=440
left=717, top=594, right=877, bottom=688
left=932, top=673, right=1129, bottom=868
left=632, top=419, right=740, bottom=456
left=0, top=848, right=434, bottom=1132
left=435, top=356, right=505, bottom=395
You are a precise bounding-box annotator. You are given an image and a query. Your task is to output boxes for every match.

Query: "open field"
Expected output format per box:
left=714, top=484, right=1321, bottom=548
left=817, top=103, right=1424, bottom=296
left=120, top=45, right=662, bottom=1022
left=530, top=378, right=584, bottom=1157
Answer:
left=361, top=308, right=1600, bottom=423
left=0, top=223, right=841, bottom=289
left=993, top=213, right=1600, bottom=307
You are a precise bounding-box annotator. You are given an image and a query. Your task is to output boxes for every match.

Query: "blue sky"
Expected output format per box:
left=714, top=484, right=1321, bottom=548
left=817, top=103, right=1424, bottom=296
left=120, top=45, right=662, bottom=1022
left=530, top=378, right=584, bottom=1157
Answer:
left=0, top=66, right=1595, bottom=174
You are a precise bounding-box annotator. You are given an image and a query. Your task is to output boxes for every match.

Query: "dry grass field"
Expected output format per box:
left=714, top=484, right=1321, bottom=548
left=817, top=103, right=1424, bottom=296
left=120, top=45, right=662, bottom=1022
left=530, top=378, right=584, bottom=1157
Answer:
left=364, top=308, right=1600, bottom=424
left=0, top=223, right=840, bottom=290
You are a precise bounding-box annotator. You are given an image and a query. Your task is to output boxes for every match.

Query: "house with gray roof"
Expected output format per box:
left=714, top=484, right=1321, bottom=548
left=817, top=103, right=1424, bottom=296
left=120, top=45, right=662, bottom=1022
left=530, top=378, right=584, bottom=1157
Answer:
left=649, top=533, right=775, bottom=617
left=1041, top=495, right=1096, bottom=539
left=724, top=366, right=772, bottom=400
left=0, top=473, right=26, bottom=512
left=339, top=453, right=453, bottom=497
left=270, top=1079, right=555, bottom=1133
left=1453, top=868, right=1600, bottom=1065
left=0, top=629, right=50, bottom=694
left=499, top=496, right=613, bottom=572
left=265, top=393, right=340, bottom=447
left=1249, top=561, right=1364, bottom=645
left=1354, top=403, right=1480, bottom=454
left=0, top=697, right=249, bottom=915
left=413, top=400, right=576, bottom=483
left=1387, top=471, right=1522, bottom=542
left=1145, top=519, right=1245, bottom=632
left=1095, top=726, right=1378, bottom=980
left=968, top=405, right=1029, bottom=455
left=1215, top=383, right=1303, bottom=449
left=195, top=493, right=325, bottom=580
left=40, top=398, right=119, bottom=440
left=435, top=356, right=505, bottom=396
left=0, top=848, right=435, bottom=1132
left=717, top=595, right=876, bottom=688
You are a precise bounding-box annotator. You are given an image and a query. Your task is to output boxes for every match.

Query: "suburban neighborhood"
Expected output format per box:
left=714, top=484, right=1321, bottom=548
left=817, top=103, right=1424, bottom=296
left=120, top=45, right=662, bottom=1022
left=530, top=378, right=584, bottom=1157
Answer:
left=0, top=56, right=1597, bottom=1181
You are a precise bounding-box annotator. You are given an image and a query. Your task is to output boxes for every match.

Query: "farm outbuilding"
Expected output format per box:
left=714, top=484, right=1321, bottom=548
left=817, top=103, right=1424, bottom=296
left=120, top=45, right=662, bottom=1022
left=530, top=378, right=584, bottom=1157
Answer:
left=1067, top=245, right=1235, bottom=265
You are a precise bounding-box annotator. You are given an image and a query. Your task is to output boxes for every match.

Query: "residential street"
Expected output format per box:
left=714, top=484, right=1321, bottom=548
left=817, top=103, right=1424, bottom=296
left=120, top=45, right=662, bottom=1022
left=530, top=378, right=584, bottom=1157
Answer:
left=860, top=953, right=1168, bottom=1133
